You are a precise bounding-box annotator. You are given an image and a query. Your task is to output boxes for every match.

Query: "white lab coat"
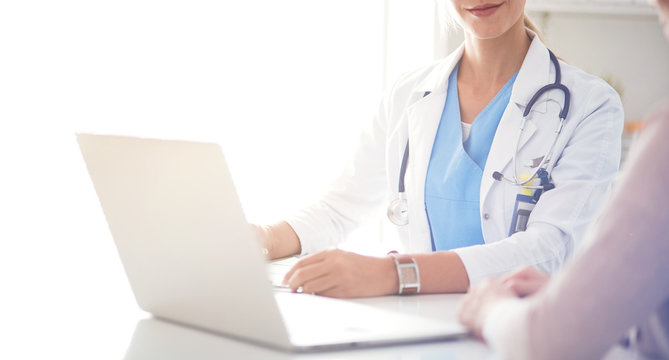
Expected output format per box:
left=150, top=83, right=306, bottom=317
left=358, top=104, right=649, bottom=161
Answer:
left=287, top=33, right=624, bottom=285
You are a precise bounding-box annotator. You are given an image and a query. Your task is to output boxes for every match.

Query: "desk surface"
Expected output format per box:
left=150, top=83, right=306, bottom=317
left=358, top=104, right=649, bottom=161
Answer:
left=124, top=293, right=492, bottom=360
left=3, top=291, right=491, bottom=360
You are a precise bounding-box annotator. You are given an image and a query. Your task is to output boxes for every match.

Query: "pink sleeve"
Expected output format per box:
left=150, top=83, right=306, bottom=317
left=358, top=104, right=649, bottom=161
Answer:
left=485, top=102, right=669, bottom=360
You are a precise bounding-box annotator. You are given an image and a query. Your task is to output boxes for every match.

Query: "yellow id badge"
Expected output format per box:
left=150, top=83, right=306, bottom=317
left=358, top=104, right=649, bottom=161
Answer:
left=509, top=173, right=537, bottom=236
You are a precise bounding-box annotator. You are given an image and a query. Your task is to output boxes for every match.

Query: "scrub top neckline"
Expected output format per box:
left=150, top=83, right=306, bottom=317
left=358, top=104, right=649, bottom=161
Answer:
left=452, top=63, right=520, bottom=131
left=424, top=63, right=519, bottom=251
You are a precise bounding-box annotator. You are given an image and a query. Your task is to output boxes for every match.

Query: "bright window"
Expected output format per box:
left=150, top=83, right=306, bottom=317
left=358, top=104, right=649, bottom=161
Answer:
left=0, top=5, right=437, bottom=357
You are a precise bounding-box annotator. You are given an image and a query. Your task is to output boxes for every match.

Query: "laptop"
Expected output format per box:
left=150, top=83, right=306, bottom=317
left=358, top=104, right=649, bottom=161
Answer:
left=76, top=133, right=466, bottom=351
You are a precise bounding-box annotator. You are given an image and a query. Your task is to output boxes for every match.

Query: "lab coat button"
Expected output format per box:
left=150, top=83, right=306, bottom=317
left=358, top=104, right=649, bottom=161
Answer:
left=483, top=213, right=490, bottom=220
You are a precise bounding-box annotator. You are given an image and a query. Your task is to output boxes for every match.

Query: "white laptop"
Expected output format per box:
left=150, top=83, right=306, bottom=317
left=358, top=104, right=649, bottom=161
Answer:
left=76, top=133, right=466, bottom=352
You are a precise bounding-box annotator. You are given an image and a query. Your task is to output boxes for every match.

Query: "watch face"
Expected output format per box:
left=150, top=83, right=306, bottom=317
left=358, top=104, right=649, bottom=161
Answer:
left=400, top=266, right=418, bottom=284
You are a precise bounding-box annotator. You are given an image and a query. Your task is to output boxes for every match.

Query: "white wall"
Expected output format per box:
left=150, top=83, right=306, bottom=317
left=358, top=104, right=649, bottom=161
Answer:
left=384, top=1, right=437, bottom=88
left=527, top=10, right=669, bottom=122
left=0, top=1, right=389, bottom=234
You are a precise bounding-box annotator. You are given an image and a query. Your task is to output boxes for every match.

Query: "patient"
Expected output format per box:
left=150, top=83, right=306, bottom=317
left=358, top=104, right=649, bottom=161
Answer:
left=456, top=1, right=669, bottom=358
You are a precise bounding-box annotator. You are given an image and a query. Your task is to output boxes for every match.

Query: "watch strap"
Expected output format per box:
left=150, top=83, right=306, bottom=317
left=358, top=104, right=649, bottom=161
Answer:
left=388, top=251, right=420, bottom=295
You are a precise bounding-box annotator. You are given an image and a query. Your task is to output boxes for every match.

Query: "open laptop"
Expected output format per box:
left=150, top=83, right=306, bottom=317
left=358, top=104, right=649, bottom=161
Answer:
left=76, top=133, right=466, bottom=352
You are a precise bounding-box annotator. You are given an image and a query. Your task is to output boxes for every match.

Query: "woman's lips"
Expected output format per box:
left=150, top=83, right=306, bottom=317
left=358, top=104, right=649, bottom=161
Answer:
left=467, top=3, right=503, bottom=17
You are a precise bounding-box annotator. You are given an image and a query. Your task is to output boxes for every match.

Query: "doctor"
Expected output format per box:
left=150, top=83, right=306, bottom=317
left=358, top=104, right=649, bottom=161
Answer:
left=258, top=0, right=624, bottom=298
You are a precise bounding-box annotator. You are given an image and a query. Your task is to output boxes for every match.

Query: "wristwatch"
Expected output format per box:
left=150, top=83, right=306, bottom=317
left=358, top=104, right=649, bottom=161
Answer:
left=388, top=252, right=420, bottom=294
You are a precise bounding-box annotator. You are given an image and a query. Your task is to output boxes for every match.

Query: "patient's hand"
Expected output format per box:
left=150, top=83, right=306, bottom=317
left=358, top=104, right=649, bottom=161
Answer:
left=457, top=278, right=516, bottom=339
left=502, top=266, right=550, bottom=297
left=282, top=248, right=398, bottom=298
left=457, top=267, right=550, bottom=338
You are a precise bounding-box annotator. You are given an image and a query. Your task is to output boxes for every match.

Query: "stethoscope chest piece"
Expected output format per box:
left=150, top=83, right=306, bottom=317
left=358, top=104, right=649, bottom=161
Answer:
left=387, top=194, right=409, bottom=226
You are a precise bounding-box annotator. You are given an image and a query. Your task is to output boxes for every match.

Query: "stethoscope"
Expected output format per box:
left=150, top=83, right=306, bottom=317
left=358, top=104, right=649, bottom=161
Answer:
left=388, top=50, right=571, bottom=226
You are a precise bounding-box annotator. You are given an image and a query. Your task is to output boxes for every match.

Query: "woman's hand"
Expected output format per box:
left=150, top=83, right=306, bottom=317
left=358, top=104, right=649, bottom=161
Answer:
left=457, top=278, right=517, bottom=339
left=282, top=248, right=398, bottom=298
left=502, top=266, right=550, bottom=297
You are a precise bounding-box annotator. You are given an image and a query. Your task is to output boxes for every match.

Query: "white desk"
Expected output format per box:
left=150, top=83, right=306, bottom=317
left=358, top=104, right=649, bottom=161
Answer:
left=3, top=288, right=492, bottom=360
left=123, top=293, right=492, bottom=360
left=2, top=268, right=491, bottom=360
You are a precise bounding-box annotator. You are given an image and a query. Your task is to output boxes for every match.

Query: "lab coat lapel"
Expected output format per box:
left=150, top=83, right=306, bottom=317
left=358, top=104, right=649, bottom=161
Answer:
left=509, top=33, right=553, bottom=114
left=480, top=34, right=550, bottom=202
left=404, top=45, right=463, bottom=252
left=406, top=45, right=463, bottom=183
left=406, top=90, right=447, bottom=194
left=404, top=90, right=448, bottom=253
left=481, top=105, right=536, bottom=202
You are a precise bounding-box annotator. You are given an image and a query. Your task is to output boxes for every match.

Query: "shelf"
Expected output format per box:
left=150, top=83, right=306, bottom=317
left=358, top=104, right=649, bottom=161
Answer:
left=526, top=1, right=657, bottom=16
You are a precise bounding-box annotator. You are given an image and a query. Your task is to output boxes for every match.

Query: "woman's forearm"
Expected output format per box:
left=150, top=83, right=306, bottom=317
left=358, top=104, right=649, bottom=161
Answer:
left=264, top=221, right=302, bottom=259
left=412, top=251, right=470, bottom=293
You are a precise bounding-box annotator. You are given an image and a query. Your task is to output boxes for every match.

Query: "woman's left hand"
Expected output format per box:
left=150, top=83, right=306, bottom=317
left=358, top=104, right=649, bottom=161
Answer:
left=282, top=248, right=398, bottom=298
left=457, top=278, right=518, bottom=339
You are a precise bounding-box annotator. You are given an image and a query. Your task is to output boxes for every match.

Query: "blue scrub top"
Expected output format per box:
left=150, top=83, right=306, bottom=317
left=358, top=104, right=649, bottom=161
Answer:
left=425, top=64, right=518, bottom=251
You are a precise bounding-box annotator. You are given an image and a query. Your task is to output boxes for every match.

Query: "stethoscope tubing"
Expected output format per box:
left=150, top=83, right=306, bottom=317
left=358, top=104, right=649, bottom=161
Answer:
left=398, top=139, right=409, bottom=193
left=388, top=49, right=570, bottom=226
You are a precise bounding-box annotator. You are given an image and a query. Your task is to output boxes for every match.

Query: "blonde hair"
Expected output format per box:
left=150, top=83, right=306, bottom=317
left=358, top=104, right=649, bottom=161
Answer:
left=523, top=13, right=545, bottom=42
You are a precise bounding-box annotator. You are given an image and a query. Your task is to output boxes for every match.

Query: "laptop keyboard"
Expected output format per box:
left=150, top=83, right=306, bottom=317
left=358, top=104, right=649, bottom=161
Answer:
left=266, top=256, right=300, bottom=287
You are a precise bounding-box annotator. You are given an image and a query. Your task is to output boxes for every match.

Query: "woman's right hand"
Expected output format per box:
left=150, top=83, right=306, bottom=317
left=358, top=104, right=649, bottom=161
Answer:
left=250, top=221, right=302, bottom=260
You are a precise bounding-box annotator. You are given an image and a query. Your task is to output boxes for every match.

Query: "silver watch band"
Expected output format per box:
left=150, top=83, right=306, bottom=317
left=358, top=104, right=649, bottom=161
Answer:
left=388, top=252, right=420, bottom=294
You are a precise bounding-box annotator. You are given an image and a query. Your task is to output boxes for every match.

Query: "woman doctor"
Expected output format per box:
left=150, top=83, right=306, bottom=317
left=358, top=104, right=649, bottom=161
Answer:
left=258, top=0, right=624, bottom=298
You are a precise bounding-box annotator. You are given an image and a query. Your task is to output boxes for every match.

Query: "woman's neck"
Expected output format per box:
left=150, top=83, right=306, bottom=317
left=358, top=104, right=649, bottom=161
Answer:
left=459, top=18, right=531, bottom=87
